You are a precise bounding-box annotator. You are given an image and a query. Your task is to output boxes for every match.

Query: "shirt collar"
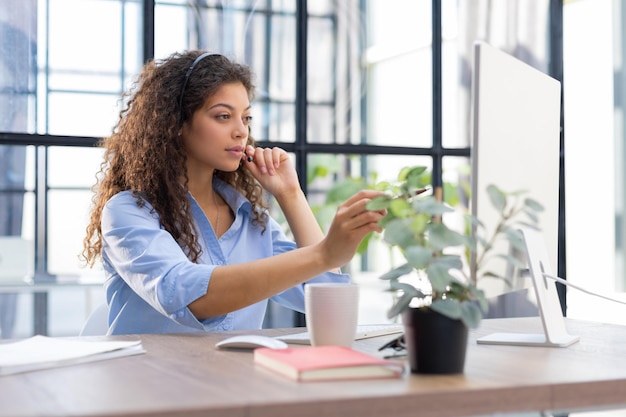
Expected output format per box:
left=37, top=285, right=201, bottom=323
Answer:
left=212, top=177, right=253, bottom=215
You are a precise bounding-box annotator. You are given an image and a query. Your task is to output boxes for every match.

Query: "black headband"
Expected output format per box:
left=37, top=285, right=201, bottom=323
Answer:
left=178, top=52, right=216, bottom=126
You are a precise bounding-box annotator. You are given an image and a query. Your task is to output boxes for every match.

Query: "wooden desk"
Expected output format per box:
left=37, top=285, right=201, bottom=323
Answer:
left=1, top=317, right=626, bottom=417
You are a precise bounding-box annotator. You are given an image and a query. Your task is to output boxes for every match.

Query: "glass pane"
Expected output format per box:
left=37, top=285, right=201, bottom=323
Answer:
left=308, top=16, right=334, bottom=103
left=309, top=0, right=333, bottom=15
left=267, top=15, right=297, bottom=102
left=0, top=1, right=36, bottom=135
left=306, top=15, right=335, bottom=144
left=0, top=145, right=35, bottom=238
left=46, top=92, right=120, bottom=137
left=47, top=146, right=104, bottom=188
left=307, top=106, right=334, bottom=144
left=123, top=2, right=143, bottom=77
left=154, top=4, right=187, bottom=59
left=364, top=0, right=432, bottom=146
left=314, top=2, right=365, bottom=145
left=442, top=0, right=462, bottom=148
left=450, top=1, right=550, bottom=149
left=48, top=69, right=122, bottom=93
left=564, top=0, right=625, bottom=325
left=48, top=0, right=122, bottom=73
left=254, top=102, right=295, bottom=143
left=43, top=0, right=132, bottom=137
left=47, top=189, right=95, bottom=275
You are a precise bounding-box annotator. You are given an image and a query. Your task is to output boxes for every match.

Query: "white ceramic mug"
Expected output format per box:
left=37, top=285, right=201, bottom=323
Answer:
left=304, top=283, right=360, bottom=347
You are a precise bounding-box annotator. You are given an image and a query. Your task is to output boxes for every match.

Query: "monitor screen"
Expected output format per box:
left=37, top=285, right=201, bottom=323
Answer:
left=470, top=41, right=561, bottom=301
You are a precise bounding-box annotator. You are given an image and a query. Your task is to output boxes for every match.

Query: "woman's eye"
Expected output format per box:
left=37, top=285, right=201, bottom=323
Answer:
left=216, top=114, right=230, bottom=120
left=243, top=116, right=253, bottom=124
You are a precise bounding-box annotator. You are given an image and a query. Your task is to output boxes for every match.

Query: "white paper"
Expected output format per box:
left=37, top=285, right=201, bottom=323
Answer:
left=0, top=335, right=145, bottom=376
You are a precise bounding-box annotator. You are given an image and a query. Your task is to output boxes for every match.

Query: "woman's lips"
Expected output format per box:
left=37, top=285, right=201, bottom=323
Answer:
left=226, top=147, right=244, bottom=158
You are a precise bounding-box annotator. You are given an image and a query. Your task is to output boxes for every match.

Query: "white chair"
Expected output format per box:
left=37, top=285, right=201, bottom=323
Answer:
left=79, top=303, right=109, bottom=336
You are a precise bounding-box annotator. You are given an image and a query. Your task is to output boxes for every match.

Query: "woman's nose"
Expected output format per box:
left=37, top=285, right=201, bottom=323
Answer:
left=233, top=119, right=248, bottom=139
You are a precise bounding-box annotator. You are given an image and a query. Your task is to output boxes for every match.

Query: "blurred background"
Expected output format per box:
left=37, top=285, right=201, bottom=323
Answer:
left=0, top=0, right=622, bottom=338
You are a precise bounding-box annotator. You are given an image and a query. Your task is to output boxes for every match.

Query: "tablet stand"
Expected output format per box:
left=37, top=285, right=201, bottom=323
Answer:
left=476, top=227, right=580, bottom=347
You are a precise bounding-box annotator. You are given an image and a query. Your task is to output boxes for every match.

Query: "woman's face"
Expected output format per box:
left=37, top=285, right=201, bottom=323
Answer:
left=182, top=82, right=251, bottom=173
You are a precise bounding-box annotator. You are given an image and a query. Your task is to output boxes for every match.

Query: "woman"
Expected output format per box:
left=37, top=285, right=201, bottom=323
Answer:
left=82, top=50, right=385, bottom=334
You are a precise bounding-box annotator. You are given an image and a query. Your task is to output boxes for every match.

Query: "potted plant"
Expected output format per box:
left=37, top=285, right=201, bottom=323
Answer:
left=366, top=166, right=542, bottom=374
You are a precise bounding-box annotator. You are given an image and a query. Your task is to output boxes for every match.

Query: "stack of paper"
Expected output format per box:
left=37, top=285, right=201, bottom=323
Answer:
left=0, top=335, right=145, bottom=376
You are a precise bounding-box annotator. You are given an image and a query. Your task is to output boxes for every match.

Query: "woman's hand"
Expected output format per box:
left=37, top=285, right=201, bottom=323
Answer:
left=243, top=146, right=300, bottom=199
left=319, top=189, right=387, bottom=268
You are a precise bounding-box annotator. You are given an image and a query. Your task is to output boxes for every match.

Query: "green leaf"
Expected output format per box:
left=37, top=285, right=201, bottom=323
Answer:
left=466, top=213, right=485, bottom=230
left=413, top=197, right=453, bottom=216
left=389, top=197, right=411, bottom=217
left=504, top=228, right=525, bottom=250
left=378, top=215, right=395, bottom=228
left=404, top=246, right=433, bottom=269
left=427, top=222, right=467, bottom=250
left=389, top=280, right=426, bottom=298
left=472, top=287, right=488, bottom=312
left=373, top=180, right=391, bottom=191
left=399, top=166, right=427, bottom=182
left=524, top=197, right=544, bottom=212
left=517, top=221, right=541, bottom=231
left=522, top=209, right=539, bottom=224
left=379, top=263, right=414, bottom=280
left=487, top=184, right=506, bottom=211
left=383, top=218, right=416, bottom=247
left=408, top=213, right=429, bottom=236
left=326, top=178, right=366, bottom=204
left=366, top=195, right=392, bottom=211
left=430, top=299, right=462, bottom=319
left=430, top=254, right=464, bottom=271
left=442, top=181, right=460, bottom=207
left=426, top=263, right=455, bottom=292
left=459, top=302, right=483, bottom=328
left=310, top=165, right=329, bottom=181
left=386, top=283, right=424, bottom=319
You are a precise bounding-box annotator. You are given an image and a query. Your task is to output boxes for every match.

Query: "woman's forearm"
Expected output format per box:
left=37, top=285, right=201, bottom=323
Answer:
left=189, top=243, right=328, bottom=318
left=274, top=189, right=324, bottom=248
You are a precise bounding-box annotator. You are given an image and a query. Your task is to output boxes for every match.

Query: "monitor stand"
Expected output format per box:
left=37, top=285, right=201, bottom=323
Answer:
left=476, top=227, right=580, bottom=347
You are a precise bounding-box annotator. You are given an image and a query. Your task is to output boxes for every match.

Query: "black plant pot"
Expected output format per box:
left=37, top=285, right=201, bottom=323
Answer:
left=402, top=307, right=469, bottom=374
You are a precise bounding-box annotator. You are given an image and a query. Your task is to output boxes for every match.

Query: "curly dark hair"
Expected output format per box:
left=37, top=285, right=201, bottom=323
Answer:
left=82, top=50, right=268, bottom=267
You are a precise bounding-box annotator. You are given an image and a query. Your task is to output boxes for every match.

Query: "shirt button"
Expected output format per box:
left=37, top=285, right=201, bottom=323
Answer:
left=177, top=311, right=184, bottom=318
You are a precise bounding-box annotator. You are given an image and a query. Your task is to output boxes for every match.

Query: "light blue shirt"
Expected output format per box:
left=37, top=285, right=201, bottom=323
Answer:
left=101, top=179, right=349, bottom=335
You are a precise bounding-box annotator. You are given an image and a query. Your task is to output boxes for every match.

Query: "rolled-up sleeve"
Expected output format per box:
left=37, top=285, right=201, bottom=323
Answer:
left=102, top=192, right=223, bottom=330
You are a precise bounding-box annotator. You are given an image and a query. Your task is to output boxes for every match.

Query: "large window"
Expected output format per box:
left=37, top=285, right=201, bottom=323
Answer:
left=0, top=0, right=565, bottom=338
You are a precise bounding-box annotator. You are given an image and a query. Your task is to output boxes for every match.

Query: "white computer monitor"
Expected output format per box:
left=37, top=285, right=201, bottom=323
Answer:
left=470, top=40, right=561, bottom=299
left=470, top=41, right=578, bottom=347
